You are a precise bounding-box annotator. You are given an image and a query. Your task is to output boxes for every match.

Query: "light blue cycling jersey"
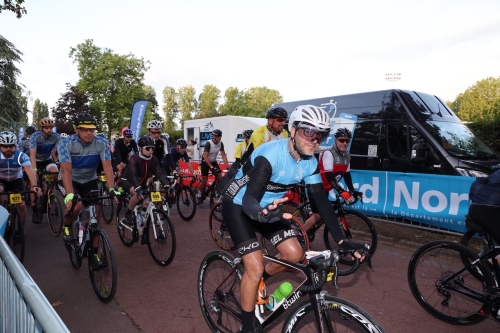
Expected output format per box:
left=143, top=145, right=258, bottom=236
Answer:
left=29, top=131, right=60, bottom=162
left=57, top=135, right=111, bottom=184
left=0, top=150, right=31, bottom=181
left=231, top=139, right=321, bottom=207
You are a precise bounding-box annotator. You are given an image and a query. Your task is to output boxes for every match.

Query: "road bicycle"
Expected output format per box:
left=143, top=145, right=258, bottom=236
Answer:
left=407, top=211, right=500, bottom=326
left=198, top=248, right=383, bottom=332
left=1, top=190, right=33, bottom=262
left=97, top=173, right=115, bottom=224
left=190, top=169, right=226, bottom=210
left=34, top=170, right=64, bottom=236
left=64, top=190, right=117, bottom=303
left=158, top=173, right=197, bottom=221
left=116, top=189, right=176, bottom=266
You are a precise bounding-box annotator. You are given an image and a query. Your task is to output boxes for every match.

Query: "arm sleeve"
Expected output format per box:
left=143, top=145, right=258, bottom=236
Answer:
left=131, top=140, right=138, bottom=154
left=322, top=150, right=344, bottom=192
left=307, top=182, right=344, bottom=243
left=127, top=157, right=141, bottom=188
left=343, top=171, right=355, bottom=192
left=241, top=156, right=272, bottom=220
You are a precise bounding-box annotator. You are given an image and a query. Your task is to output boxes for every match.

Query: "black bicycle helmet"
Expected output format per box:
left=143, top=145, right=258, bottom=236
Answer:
left=334, top=127, right=352, bottom=139
left=73, top=113, right=97, bottom=128
left=266, top=106, right=288, bottom=119
left=243, top=129, right=253, bottom=139
left=212, top=129, right=222, bottom=136
left=176, top=138, right=188, bottom=147
left=137, top=136, right=155, bottom=147
left=26, top=126, right=37, bottom=134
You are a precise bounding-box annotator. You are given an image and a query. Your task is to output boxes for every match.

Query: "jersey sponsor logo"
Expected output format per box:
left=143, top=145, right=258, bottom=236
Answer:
left=282, top=290, right=301, bottom=310
left=294, top=166, right=304, bottom=181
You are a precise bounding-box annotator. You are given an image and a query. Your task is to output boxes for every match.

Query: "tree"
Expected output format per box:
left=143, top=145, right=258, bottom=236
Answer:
left=449, top=77, right=500, bottom=121
left=219, top=86, right=247, bottom=116
left=69, top=39, right=151, bottom=137
left=140, top=85, right=161, bottom=136
left=177, top=85, right=197, bottom=126
left=162, top=86, right=178, bottom=131
left=51, top=83, right=95, bottom=134
left=198, top=85, right=221, bottom=118
left=244, top=86, right=283, bottom=117
left=0, top=0, right=26, bottom=18
left=32, top=98, right=49, bottom=126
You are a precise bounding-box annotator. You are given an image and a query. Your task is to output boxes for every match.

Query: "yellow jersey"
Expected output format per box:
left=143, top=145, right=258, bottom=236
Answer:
left=234, top=141, right=249, bottom=159
left=249, top=124, right=289, bottom=150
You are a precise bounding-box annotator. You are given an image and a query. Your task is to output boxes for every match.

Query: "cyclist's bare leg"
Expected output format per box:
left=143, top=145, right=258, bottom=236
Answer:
left=18, top=201, right=27, bottom=224
left=63, top=200, right=84, bottom=227
left=264, top=237, right=304, bottom=276
left=128, top=187, right=140, bottom=210
left=197, top=176, right=208, bottom=198
left=47, top=164, right=59, bottom=189
left=240, top=249, right=266, bottom=312
left=303, top=212, right=321, bottom=232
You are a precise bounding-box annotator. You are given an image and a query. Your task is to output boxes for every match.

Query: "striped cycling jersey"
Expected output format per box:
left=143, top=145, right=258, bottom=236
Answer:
left=29, top=131, right=60, bottom=162
left=57, top=134, right=111, bottom=184
left=203, top=140, right=225, bottom=163
left=0, top=150, right=31, bottom=181
left=18, top=138, right=30, bottom=154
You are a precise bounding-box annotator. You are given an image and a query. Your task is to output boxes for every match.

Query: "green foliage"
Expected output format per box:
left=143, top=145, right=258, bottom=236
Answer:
left=140, top=86, right=161, bottom=135
left=198, top=85, right=221, bottom=117
left=32, top=98, right=49, bottom=126
left=162, top=86, right=178, bottom=131
left=51, top=83, right=94, bottom=134
left=467, top=101, right=500, bottom=154
left=177, top=85, right=197, bottom=124
left=219, top=86, right=283, bottom=118
left=0, top=0, right=26, bottom=18
left=450, top=77, right=500, bottom=122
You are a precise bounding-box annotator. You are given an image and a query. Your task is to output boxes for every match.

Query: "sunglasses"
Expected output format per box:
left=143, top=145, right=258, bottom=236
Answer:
left=297, top=127, right=329, bottom=143
left=178, top=146, right=186, bottom=149
left=337, top=138, right=350, bottom=144
left=125, top=136, right=133, bottom=139
left=0, top=144, right=15, bottom=149
left=143, top=146, right=155, bottom=151
left=150, top=131, right=161, bottom=135
left=213, top=135, right=221, bottom=138
left=274, top=118, right=286, bottom=123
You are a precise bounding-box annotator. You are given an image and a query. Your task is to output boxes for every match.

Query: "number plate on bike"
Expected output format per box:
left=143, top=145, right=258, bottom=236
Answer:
left=99, top=175, right=106, bottom=181
left=151, top=191, right=162, bottom=202
left=44, top=174, right=54, bottom=182
left=9, top=193, right=22, bottom=204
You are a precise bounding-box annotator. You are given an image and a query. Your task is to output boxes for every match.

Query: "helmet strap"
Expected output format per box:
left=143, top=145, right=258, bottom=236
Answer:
left=290, top=126, right=313, bottom=161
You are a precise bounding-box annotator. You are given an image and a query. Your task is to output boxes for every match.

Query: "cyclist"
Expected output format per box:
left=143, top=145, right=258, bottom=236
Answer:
left=120, top=136, right=171, bottom=226
left=58, top=113, right=118, bottom=241
left=29, top=117, right=60, bottom=224
left=303, top=127, right=362, bottom=233
left=19, top=126, right=37, bottom=190
left=234, top=130, right=253, bottom=164
left=220, top=105, right=364, bottom=333
left=186, top=139, right=197, bottom=159
left=196, top=129, right=229, bottom=204
left=0, top=131, right=42, bottom=224
left=240, top=106, right=289, bottom=165
left=165, top=138, right=196, bottom=176
left=112, top=129, right=138, bottom=177
left=145, top=120, right=175, bottom=175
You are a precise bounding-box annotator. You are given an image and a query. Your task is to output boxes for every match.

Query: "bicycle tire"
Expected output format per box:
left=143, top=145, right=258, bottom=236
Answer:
left=209, top=202, right=236, bottom=251
left=47, top=191, right=63, bottom=236
left=280, top=201, right=308, bottom=223
left=116, top=213, right=135, bottom=247
left=407, top=240, right=494, bottom=325
left=282, top=296, right=385, bottom=333
left=100, top=186, right=114, bottom=224
left=209, top=181, right=221, bottom=210
left=24, top=184, right=31, bottom=206
left=88, top=228, right=117, bottom=303
left=146, top=209, right=176, bottom=266
left=176, top=185, right=196, bottom=221
left=198, top=250, right=244, bottom=333
left=459, top=229, right=499, bottom=280
left=5, top=208, right=25, bottom=262
left=36, top=193, right=45, bottom=223
left=323, top=210, right=377, bottom=265
left=261, top=216, right=310, bottom=257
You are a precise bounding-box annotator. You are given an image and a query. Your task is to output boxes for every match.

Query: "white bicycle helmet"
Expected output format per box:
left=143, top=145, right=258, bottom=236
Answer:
left=147, top=120, right=163, bottom=130
left=289, top=105, right=330, bottom=132
left=161, top=132, right=169, bottom=139
left=60, top=133, right=69, bottom=139
left=0, top=131, right=17, bottom=145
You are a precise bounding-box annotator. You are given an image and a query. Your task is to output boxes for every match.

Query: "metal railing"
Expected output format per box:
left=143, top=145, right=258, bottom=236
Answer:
left=0, top=235, right=69, bottom=333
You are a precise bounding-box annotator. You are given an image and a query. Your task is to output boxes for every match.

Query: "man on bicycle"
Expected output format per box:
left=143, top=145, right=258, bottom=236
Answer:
left=221, top=105, right=364, bottom=333
left=196, top=129, right=229, bottom=204
left=234, top=130, right=253, bottom=165
left=145, top=120, right=176, bottom=175
left=112, top=129, right=138, bottom=177
left=303, top=127, right=362, bottom=233
left=58, top=113, right=118, bottom=241
left=120, top=136, right=171, bottom=226
left=0, top=131, right=41, bottom=224
left=29, top=117, right=60, bottom=224
left=19, top=126, right=37, bottom=191
left=165, top=138, right=196, bottom=177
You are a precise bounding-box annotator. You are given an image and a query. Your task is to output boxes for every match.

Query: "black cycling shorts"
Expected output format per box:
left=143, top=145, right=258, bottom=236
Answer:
left=200, top=160, right=220, bottom=177
left=72, top=179, right=99, bottom=205
left=221, top=198, right=296, bottom=256
left=468, top=204, right=500, bottom=245
left=0, top=178, right=24, bottom=193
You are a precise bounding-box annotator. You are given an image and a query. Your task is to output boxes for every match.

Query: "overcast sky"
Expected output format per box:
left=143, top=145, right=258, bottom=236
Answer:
left=2, top=0, right=500, bottom=117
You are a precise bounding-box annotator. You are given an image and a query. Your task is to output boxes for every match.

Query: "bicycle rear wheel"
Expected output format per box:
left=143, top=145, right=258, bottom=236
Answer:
left=35, top=193, right=45, bottom=223
left=100, top=187, right=114, bottom=224
left=209, top=181, right=220, bottom=209
left=176, top=185, right=196, bottom=221
left=146, top=209, right=176, bottom=266
left=47, top=191, right=63, bottom=236
left=407, top=240, right=494, bottom=325
left=5, top=208, right=25, bottom=262
left=198, top=250, right=244, bottom=333
left=282, top=296, right=385, bottom=333
left=209, top=202, right=235, bottom=251
left=116, top=212, right=135, bottom=247
left=88, top=228, right=117, bottom=303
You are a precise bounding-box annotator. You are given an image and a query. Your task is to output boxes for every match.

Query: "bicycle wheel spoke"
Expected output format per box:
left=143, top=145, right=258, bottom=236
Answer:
left=147, top=209, right=176, bottom=266
left=209, top=202, right=235, bottom=251
left=176, top=186, right=196, bottom=221
left=88, top=229, right=117, bottom=303
left=47, top=192, right=63, bottom=236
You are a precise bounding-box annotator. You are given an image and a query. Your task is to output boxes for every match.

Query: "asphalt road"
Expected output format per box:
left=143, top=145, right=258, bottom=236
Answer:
left=20, top=199, right=500, bottom=333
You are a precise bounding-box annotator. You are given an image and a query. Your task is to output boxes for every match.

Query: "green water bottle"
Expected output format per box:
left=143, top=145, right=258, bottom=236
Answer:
left=266, top=282, right=293, bottom=310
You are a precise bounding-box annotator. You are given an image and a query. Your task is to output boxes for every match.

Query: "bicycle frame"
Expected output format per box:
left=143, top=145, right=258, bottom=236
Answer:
left=118, top=191, right=165, bottom=239
left=72, top=202, right=101, bottom=257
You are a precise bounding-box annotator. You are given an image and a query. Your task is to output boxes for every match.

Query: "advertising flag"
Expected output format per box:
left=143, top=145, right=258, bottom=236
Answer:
left=129, top=100, right=149, bottom=141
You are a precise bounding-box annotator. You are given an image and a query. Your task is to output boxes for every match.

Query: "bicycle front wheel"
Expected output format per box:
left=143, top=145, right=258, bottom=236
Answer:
left=209, top=181, right=220, bottom=209
left=100, top=187, right=115, bottom=224
left=323, top=210, right=377, bottom=264
left=176, top=185, right=196, bottom=221
left=88, top=228, right=117, bottom=303
left=146, top=209, right=176, bottom=266
left=198, top=250, right=243, bottom=333
left=407, top=240, right=494, bottom=325
left=5, top=208, right=25, bottom=262
left=282, top=296, right=385, bottom=333
left=47, top=191, right=63, bottom=236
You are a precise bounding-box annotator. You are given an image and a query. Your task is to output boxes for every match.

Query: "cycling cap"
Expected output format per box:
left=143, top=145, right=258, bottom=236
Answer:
left=243, top=129, right=254, bottom=139
left=212, top=129, right=222, bottom=136
left=73, top=113, right=97, bottom=128
left=0, top=131, right=17, bottom=145
left=26, top=126, right=37, bottom=134
left=39, top=117, right=54, bottom=128
left=138, top=136, right=155, bottom=147
left=266, top=106, right=288, bottom=119
left=147, top=120, right=163, bottom=129
left=334, top=127, right=352, bottom=139
left=176, top=138, right=187, bottom=147
left=289, top=105, right=330, bottom=132
left=123, top=129, right=133, bottom=136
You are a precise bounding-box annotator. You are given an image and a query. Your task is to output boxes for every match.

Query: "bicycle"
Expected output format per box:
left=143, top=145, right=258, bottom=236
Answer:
left=158, top=173, right=197, bottom=221
left=116, top=189, right=176, bottom=266
left=198, top=247, right=383, bottom=332
left=0, top=190, right=33, bottom=262
left=97, top=173, right=115, bottom=224
left=190, top=169, right=226, bottom=210
left=34, top=170, right=64, bottom=236
left=64, top=190, right=118, bottom=303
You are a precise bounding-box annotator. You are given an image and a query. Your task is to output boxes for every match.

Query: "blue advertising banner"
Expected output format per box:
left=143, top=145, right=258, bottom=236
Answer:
left=18, top=127, right=24, bottom=142
left=129, top=100, right=149, bottom=140
left=346, top=170, right=474, bottom=233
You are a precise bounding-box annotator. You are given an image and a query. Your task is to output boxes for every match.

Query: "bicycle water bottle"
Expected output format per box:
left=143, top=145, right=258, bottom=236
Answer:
left=137, top=209, right=146, bottom=236
left=266, top=281, right=293, bottom=310
left=78, top=224, right=84, bottom=244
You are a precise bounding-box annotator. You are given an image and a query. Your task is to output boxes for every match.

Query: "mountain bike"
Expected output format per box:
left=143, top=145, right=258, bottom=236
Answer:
left=35, top=170, right=64, bottom=236
left=198, top=248, right=383, bottom=332
left=1, top=190, right=33, bottom=262
left=116, top=189, right=176, bottom=266
left=64, top=190, right=117, bottom=303
left=160, top=173, right=197, bottom=221
left=97, top=173, right=115, bottom=224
